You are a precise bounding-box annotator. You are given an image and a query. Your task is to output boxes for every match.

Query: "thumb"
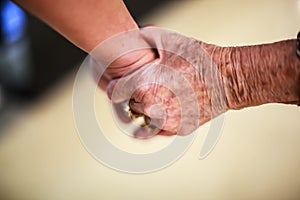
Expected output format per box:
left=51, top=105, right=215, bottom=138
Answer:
left=105, top=66, right=144, bottom=103
left=106, top=60, right=159, bottom=103
left=106, top=78, right=133, bottom=103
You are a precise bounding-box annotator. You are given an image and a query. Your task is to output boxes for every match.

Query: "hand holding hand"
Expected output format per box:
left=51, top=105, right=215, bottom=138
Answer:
left=106, top=27, right=227, bottom=138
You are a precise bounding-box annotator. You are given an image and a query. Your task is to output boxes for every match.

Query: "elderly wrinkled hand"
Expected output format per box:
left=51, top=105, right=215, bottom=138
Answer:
left=104, top=28, right=227, bottom=138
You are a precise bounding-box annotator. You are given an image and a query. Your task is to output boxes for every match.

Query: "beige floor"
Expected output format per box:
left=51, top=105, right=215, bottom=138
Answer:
left=0, top=0, right=300, bottom=199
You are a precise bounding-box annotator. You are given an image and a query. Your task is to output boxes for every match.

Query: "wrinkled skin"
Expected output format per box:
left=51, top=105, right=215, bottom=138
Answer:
left=91, top=28, right=300, bottom=138
left=104, top=28, right=227, bottom=138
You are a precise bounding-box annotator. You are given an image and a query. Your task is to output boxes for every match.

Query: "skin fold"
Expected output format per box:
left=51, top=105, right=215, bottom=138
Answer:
left=204, top=40, right=300, bottom=109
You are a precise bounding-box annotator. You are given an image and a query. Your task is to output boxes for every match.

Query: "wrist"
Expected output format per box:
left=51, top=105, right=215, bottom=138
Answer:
left=200, top=43, right=241, bottom=109
left=211, top=40, right=300, bottom=110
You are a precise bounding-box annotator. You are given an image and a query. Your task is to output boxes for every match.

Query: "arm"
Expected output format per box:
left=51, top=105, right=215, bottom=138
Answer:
left=208, top=40, right=300, bottom=110
left=14, top=0, right=156, bottom=88
left=106, top=28, right=299, bottom=137
left=14, top=0, right=137, bottom=52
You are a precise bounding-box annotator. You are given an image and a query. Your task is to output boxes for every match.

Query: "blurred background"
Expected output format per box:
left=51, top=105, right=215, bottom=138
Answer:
left=0, top=0, right=300, bottom=199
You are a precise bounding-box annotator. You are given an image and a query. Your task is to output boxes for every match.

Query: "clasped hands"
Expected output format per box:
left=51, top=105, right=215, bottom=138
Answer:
left=90, top=27, right=228, bottom=138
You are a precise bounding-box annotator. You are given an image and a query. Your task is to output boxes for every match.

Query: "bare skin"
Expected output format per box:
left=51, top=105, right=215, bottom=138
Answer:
left=108, top=29, right=300, bottom=137
left=14, top=0, right=156, bottom=89
left=13, top=1, right=300, bottom=137
left=207, top=40, right=300, bottom=109
left=14, top=0, right=137, bottom=52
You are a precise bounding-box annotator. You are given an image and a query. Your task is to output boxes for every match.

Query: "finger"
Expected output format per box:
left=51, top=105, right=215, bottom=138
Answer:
left=133, top=127, right=176, bottom=139
left=145, top=103, right=167, bottom=120
left=133, top=126, right=159, bottom=139
left=106, top=77, right=137, bottom=103
left=147, top=117, right=165, bottom=130
left=129, top=99, right=144, bottom=114
left=157, top=130, right=176, bottom=136
left=112, top=102, right=132, bottom=123
left=106, top=68, right=145, bottom=103
left=132, top=115, right=165, bottom=139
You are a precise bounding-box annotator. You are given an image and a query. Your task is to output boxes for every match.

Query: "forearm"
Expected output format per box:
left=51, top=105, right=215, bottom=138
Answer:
left=14, top=0, right=138, bottom=52
left=217, top=40, right=300, bottom=109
